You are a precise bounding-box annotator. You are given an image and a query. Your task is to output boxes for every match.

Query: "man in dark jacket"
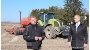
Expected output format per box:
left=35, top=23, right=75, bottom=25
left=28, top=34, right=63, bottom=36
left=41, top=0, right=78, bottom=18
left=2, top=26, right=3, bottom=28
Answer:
left=23, top=16, right=45, bottom=50
left=68, top=14, right=88, bottom=50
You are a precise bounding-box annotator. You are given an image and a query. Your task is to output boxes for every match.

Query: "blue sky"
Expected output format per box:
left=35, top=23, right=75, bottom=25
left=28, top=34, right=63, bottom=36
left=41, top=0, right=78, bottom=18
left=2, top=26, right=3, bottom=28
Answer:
left=1, top=0, right=89, bottom=22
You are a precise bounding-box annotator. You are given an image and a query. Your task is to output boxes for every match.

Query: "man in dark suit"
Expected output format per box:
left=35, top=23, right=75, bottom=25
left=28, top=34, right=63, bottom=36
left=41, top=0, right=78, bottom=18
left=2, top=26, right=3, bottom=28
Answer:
left=23, top=16, right=45, bottom=50
left=68, top=14, right=88, bottom=50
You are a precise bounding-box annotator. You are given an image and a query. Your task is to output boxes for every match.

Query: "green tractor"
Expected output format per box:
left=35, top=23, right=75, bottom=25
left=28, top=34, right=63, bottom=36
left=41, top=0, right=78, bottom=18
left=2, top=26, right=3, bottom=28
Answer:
left=38, top=12, right=69, bottom=39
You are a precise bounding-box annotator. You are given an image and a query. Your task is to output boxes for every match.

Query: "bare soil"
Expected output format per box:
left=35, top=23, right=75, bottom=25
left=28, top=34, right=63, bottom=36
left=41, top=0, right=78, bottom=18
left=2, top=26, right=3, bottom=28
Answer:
left=1, top=23, right=89, bottom=50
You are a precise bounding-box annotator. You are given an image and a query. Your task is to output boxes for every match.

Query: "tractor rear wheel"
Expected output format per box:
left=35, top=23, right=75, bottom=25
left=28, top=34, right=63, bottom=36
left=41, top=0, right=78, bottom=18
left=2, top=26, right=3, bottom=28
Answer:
left=44, top=26, right=56, bottom=39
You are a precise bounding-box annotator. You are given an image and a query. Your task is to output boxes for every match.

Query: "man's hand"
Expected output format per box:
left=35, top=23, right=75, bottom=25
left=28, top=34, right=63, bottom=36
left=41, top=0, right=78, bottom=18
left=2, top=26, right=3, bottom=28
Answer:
left=68, top=42, right=71, bottom=47
left=35, top=36, right=39, bottom=41
left=39, top=37, right=42, bottom=41
left=84, top=43, right=87, bottom=48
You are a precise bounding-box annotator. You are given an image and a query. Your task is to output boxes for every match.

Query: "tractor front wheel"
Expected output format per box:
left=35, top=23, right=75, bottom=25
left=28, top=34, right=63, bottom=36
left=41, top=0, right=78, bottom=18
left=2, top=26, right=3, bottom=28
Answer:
left=44, top=26, right=56, bottom=39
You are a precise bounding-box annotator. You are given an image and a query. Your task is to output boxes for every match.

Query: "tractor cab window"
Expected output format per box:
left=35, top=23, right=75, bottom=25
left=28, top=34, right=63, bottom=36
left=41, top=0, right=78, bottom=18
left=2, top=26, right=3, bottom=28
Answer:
left=40, top=13, right=44, bottom=22
left=40, top=13, right=54, bottom=22
left=39, top=12, right=55, bottom=24
left=46, top=13, right=54, bottom=21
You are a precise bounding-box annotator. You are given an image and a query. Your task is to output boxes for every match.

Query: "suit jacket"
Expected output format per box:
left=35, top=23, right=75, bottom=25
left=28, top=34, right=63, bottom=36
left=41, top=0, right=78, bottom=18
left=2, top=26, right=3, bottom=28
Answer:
left=68, top=22, right=88, bottom=48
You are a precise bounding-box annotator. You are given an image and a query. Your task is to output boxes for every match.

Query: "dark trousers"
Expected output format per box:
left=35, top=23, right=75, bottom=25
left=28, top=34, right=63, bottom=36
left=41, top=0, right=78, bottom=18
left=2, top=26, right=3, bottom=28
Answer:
left=27, top=46, right=40, bottom=50
left=72, top=48, right=84, bottom=50
left=33, top=49, right=39, bottom=50
left=27, top=46, right=33, bottom=49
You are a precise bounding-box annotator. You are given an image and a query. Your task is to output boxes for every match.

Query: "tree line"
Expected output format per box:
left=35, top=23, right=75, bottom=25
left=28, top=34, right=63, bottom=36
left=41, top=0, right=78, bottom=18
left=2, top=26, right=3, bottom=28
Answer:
left=30, top=0, right=89, bottom=26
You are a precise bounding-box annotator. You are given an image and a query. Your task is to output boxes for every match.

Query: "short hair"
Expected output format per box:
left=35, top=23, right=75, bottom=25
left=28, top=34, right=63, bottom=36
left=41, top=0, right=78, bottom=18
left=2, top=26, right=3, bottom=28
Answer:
left=30, top=15, right=37, bottom=19
left=75, top=14, right=81, bottom=18
left=30, top=15, right=37, bottom=21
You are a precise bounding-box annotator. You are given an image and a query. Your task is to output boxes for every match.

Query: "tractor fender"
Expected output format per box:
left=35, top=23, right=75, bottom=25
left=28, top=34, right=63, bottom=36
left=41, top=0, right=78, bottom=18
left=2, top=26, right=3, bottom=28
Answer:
left=37, top=20, right=44, bottom=26
left=45, top=24, right=52, bottom=28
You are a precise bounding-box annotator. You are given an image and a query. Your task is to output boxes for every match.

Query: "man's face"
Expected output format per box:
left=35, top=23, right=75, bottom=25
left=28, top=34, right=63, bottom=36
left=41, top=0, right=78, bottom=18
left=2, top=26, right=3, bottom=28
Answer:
left=74, top=15, right=80, bottom=23
left=30, top=18, right=37, bottom=25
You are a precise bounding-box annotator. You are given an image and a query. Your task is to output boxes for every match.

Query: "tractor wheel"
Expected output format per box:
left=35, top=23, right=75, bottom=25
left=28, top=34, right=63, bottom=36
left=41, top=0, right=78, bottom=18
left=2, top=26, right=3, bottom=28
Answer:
left=44, top=26, right=56, bottom=39
left=21, top=30, right=24, bottom=35
left=14, top=29, right=23, bottom=35
left=17, top=30, right=23, bottom=35
left=19, top=30, right=22, bottom=35
left=20, top=30, right=24, bottom=35
left=14, top=29, right=19, bottom=35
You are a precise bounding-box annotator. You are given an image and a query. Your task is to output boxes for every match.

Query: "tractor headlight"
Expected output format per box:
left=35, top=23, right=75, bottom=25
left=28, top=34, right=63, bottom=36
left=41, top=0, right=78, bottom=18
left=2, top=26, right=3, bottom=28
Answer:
left=65, top=29, right=69, bottom=32
left=65, top=30, right=68, bottom=31
left=66, top=28, right=68, bottom=29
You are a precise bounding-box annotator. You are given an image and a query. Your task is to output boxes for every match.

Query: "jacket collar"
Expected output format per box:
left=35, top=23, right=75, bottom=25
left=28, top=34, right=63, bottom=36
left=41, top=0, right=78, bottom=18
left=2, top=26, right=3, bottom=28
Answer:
left=73, top=21, right=83, bottom=25
left=30, top=23, right=38, bottom=27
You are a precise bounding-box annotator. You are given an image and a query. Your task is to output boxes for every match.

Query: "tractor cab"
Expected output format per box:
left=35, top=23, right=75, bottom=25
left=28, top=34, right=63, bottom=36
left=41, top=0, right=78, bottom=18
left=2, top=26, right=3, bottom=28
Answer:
left=38, top=12, right=55, bottom=26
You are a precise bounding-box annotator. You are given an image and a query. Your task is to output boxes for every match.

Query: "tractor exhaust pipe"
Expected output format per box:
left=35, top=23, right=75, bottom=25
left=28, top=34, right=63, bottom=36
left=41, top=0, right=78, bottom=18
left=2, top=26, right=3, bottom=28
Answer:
left=19, top=11, right=21, bottom=25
